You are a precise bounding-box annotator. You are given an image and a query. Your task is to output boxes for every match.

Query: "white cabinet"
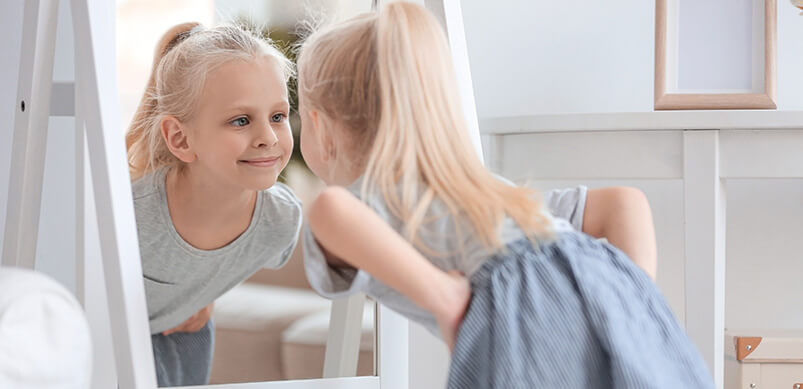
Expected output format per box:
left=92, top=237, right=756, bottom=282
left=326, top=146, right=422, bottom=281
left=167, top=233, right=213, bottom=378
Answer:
left=482, top=111, right=803, bottom=389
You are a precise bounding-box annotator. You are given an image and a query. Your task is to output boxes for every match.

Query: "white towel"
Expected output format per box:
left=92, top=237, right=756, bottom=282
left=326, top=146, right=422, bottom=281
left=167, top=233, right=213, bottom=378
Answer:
left=0, top=268, right=91, bottom=389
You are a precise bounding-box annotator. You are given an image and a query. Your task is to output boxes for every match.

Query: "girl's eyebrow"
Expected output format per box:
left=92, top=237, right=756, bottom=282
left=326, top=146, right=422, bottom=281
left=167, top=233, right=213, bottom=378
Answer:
left=221, top=100, right=289, bottom=114
left=270, top=100, right=290, bottom=111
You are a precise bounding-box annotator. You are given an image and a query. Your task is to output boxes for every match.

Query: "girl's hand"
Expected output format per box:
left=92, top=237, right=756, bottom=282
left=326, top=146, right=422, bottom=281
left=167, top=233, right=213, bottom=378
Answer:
left=162, top=303, right=214, bottom=336
left=433, top=271, right=471, bottom=352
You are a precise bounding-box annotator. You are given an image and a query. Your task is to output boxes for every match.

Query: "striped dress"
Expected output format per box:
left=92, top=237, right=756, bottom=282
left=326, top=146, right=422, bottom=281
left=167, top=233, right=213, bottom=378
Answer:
left=447, top=232, right=713, bottom=388
left=303, top=180, right=714, bottom=388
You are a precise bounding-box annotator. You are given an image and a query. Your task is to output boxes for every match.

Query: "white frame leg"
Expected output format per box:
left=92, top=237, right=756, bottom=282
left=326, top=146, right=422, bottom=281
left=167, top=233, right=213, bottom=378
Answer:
left=323, top=294, right=367, bottom=378
left=75, top=75, right=85, bottom=305
left=2, top=0, right=59, bottom=269
left=2, top=0, right=37, bottom=268
left=71, top=0, right=156, bottom=387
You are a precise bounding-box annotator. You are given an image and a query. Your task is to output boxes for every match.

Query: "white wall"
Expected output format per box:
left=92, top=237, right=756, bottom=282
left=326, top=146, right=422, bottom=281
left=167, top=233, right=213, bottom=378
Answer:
left=461, top=0, right=803, bottom=117
left=462, top=1, right=655, bottom=116
left=38, top=0, right=78, bottom=293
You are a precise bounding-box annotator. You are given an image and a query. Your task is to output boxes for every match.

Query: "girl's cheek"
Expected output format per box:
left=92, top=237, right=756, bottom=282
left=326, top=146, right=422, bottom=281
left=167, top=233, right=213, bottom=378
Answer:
left=285, top=127, right=295, bottom=148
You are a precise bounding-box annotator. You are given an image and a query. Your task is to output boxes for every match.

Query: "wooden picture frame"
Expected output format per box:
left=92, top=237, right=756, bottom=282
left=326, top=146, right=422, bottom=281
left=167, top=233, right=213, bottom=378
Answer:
left=654, top=0, right=777, bottom=110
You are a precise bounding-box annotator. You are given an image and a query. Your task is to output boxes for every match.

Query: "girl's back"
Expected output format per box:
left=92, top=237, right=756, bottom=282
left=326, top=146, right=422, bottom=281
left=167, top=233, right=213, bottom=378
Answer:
left=297, top=2, right=715, bottom=388
left=302, top=174, right=579, bottom=335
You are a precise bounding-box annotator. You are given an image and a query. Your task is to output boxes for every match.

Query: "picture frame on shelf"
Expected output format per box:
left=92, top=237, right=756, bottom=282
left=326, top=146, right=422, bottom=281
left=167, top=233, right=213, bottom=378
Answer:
left=654, top=0, right=777, bottom=110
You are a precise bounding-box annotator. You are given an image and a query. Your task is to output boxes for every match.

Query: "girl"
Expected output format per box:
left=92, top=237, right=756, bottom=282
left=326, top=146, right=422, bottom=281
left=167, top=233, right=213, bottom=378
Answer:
left=297, top=3, right=713, bottom=388
left=126, top=23, right=302, bottom=386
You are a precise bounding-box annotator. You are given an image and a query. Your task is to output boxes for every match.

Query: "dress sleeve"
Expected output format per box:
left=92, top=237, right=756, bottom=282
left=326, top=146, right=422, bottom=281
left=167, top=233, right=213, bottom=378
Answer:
left=542, top=186, right=588, bottom=232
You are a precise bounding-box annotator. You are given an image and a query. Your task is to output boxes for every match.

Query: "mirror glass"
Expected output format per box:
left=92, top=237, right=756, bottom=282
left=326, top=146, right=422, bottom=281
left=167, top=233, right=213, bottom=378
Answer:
left=116, top=0, right=376, bottom=385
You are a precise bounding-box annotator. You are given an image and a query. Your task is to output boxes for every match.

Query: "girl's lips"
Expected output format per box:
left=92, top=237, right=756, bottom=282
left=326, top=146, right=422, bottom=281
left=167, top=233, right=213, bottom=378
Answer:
left=240, top=156, right=281, bottom=167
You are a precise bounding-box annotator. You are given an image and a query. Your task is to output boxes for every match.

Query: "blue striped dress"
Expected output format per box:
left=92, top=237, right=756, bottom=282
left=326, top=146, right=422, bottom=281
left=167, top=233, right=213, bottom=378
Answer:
left=303, top=181, right=714, bottom=388
left=447, top=232, right=713, bottom=388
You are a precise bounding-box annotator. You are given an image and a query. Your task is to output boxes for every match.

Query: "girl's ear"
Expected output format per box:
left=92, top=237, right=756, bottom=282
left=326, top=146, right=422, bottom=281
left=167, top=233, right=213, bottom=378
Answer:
left=309, top=110, right=337, bottom=161
left=161, top=116, right=196, bottom=163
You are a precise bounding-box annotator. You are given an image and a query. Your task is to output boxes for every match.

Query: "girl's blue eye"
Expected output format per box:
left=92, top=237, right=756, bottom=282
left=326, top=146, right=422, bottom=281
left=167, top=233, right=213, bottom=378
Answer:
left=230, top=117, right=249, bottom=127
left=271, top=113, right=286, bottom=123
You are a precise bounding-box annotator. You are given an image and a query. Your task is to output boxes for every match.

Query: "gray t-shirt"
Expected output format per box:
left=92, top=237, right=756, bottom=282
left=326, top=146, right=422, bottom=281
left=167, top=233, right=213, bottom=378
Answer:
left=303, top=179, right=587, bottom=335
left=133, top=167, right=302, bottom=334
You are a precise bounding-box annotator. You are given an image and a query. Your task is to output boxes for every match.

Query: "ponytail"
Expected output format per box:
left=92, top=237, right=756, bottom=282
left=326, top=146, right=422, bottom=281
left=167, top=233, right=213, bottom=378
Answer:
left=370, top=2, right=552, bottom=250
left=126, top=22, right=199, bottom=180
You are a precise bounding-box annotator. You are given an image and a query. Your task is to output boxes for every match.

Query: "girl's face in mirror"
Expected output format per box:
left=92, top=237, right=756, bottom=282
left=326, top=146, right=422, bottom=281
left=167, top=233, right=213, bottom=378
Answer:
left=185, top=56, right=293, bottom=191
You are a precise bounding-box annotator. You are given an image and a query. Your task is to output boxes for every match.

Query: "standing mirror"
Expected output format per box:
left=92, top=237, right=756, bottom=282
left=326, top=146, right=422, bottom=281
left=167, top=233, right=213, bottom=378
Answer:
left=3, top=0, right=478, bottom=387
left=114, top=0, right=479, bottom=387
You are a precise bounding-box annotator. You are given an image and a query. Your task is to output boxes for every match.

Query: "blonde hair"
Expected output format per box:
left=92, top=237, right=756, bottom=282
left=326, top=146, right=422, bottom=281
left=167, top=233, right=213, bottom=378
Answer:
left=126, top=22, right=294, bottom=180
left=298, top=2, right=551, bottom=251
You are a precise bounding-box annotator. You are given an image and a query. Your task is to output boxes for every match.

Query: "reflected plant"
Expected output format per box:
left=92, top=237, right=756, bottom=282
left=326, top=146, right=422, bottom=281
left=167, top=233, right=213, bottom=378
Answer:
left=792, top=0, right=803, bottom=15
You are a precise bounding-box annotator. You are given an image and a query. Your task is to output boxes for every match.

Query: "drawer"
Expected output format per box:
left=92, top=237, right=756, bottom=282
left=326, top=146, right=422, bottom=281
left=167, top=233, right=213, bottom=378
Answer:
left=760, top=364, right=803, bottom=389
left=726, top=329, right=803, bottom=389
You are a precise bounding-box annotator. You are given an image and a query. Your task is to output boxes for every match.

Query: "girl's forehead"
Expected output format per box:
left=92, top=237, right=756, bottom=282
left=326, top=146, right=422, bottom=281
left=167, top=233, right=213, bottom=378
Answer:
left=197, top=58, right=289, bottom=112
left=207, top=57, right=284, bottom=84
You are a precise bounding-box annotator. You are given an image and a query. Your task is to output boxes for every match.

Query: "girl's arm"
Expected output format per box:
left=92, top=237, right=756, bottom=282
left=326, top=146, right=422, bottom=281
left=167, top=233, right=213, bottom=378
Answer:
left=161, top=303, right=214, bottom=335
left=583, top=187, right=657, bottom=280
left=307, top=186, right=469, bottom=350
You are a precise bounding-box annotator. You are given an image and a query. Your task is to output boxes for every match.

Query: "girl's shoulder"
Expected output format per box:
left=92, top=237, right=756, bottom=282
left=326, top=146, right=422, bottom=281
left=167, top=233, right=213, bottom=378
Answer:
left=263, top=181, right=301, bottom=204
left=257, top=182, right=303, bottom=230
left=131, top=166, right=168, bottom=201
left=251, top=182, right=303, bottom=267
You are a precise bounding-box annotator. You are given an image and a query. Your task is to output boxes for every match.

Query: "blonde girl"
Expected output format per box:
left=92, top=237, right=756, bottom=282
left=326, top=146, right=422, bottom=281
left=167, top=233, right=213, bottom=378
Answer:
left=297, top=3, right=713, bottom=388
left=126, top=23, right=301, bottom=386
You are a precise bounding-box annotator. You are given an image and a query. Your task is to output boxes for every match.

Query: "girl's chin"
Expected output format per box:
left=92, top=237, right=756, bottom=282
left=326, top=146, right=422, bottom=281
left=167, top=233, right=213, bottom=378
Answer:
left=247, top=175, right=281, bottom=191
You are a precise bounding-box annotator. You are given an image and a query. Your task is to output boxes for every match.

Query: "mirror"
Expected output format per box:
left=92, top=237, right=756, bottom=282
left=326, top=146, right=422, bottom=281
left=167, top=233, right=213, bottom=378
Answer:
left=116, top=0, right=376, bottom=385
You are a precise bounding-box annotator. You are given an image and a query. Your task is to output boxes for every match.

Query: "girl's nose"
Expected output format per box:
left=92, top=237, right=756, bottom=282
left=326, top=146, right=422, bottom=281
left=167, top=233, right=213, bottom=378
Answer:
left=255, top=124, right=279, bottom=148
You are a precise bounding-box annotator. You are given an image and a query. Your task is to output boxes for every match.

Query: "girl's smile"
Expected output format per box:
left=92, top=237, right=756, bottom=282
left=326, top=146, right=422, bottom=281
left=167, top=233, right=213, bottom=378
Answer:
left=239, top=156, right=282, bottom=168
